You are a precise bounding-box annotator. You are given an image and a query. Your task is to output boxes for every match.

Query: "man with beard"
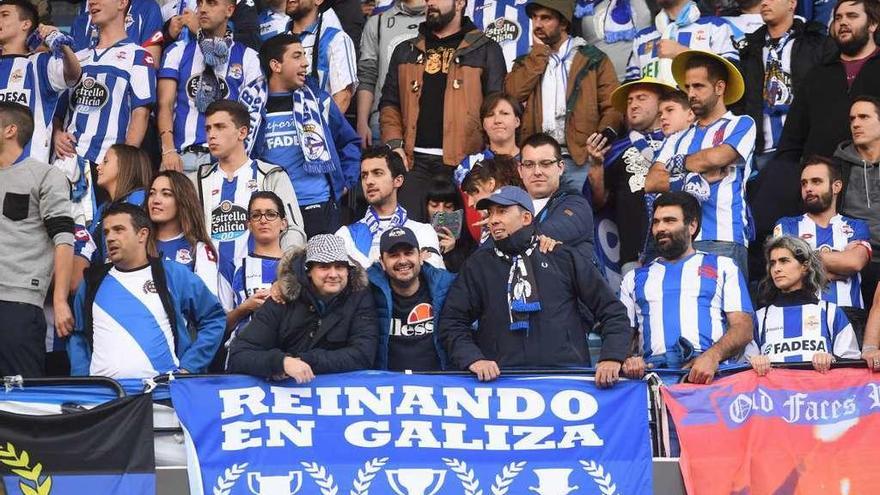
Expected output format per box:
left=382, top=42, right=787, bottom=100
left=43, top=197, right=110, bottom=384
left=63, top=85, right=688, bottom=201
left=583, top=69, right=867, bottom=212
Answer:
left=586, top=77, right=672, bottom=274
left=737, top=0, right=831, bottom=171
left=336, top=146, right=444, bottom=269
left=619, top=191, right=753, bottom=384
left=645, top=51, right=756, bottom=277
left=505, top=0, right=622, bottom=195
left=775, top=0, right=880, bottom=163
left=439, top=186, right=632, bottom=386
left=379, top=0, right=506, bottom=222
left=286, top=0, right=359, bottom=112
left=773, top=156, right=870, bottom=329
left=368, top=226, right=455, bottom=371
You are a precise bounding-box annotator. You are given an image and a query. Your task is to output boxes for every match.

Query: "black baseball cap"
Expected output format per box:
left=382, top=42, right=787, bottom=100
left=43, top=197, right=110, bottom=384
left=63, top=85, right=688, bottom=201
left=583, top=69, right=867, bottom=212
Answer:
left=380, top=226, right=420, bottom=253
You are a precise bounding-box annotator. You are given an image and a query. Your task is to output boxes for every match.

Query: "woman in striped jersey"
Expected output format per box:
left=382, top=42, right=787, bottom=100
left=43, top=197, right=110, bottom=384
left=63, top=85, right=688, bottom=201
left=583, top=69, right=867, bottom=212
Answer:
left=218, top=191, right=287, bottom=368
left=148, top=170, right=220, bottom=295
left=747, top=235, right=860, bottom=375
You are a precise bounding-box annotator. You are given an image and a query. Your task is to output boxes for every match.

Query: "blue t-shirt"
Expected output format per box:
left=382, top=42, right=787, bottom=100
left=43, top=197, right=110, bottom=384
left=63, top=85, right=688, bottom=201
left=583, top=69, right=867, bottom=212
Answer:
left=259, top=92, right=331, bottom=206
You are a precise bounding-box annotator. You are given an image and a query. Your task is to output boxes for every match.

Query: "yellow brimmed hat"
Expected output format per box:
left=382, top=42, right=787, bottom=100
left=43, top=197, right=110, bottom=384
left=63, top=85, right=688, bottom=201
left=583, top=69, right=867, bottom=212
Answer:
left=610, top=76, right=680, bottom=113
left=671, top=50, right=745, bottom=106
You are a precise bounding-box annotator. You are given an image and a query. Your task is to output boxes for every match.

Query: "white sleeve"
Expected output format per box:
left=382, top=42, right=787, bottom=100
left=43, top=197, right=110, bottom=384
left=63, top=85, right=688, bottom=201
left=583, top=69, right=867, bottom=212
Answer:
left=654, top=135, right=676, bottom=165
left=193, top=242, right=220, bottom=298
left=242, top=48, right=263, bottom=87
left=327, top=31, right=358, bottom=96
left=720, top=256, right=750, bottom=314
left=45, top=55, right=68, bottom=92
left=413, top=222, right=446, bottom=269
left=618, top=270, right=639, bottom=329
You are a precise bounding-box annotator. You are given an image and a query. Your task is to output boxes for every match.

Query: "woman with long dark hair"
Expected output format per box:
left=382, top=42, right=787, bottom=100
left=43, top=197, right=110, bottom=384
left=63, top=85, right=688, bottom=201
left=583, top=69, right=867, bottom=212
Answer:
left=747, top=235, right=860, bottom=375
left=148, top=170, right=219, bottom=295
left=72, top=144, right=153, bottom=289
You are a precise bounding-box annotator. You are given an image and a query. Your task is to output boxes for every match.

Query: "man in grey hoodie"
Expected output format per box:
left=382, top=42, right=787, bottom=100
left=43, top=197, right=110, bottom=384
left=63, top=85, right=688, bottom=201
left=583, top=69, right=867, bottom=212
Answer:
left=0, top=102, right=74, bottom=377
left=834, top=96, right=880, bottom=302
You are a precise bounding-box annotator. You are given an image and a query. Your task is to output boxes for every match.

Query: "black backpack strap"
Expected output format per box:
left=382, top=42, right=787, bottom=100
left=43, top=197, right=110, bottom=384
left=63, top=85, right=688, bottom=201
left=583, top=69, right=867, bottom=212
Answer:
left=150, top=258, right=182, bottom=351
left=83, top=262, right=115, bottom=352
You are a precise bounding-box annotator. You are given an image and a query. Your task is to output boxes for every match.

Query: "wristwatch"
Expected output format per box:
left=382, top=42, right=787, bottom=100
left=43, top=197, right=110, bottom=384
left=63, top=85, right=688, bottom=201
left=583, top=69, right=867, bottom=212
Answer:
left=386, top=139, right=404, bottom=151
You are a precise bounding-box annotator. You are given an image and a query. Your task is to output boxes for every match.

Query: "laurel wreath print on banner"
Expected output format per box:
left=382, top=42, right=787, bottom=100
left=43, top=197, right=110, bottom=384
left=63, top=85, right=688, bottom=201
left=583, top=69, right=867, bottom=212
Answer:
left=0, top=442, right=53, bottom=495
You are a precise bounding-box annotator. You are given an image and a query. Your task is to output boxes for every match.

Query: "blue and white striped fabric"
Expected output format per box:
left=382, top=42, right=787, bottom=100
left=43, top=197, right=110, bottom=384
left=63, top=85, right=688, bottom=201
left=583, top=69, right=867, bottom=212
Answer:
left=760, top=35, right=795, bottom=154
left=467, top=0, right=533, bottom=70
left=619, top=251, right=753, bottom=359
left=655, top=111, right=756, bottom=245
left=0, top=53, right=68, bottom=162
left=159, top=39, right=262, bottom=151
left=773, top=214, right=870, bottom=308
left=625, top=13, right=737, bottom=81
left=201, top=161, right=262, bottom=287
left=70, top=0, right=164, bottom=51
left=748, top=301, right=860, bottom=362
left=90, top=266, right=178, bottom=379
left=296, top=9, right=358, bottom=96
left=259, top=9, right=290, bottom=43
left=454, top=148, right=494, bottom=186
left=157, top=235, right=220, bottom=297
left=62, top=42, right=156, bottom=163
left=218, top=253, right=280, bottom=317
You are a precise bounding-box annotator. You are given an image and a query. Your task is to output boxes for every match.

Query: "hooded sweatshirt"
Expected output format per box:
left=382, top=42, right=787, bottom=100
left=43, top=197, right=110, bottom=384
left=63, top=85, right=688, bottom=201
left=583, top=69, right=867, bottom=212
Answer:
left=834, top=141, right=880, bottom=259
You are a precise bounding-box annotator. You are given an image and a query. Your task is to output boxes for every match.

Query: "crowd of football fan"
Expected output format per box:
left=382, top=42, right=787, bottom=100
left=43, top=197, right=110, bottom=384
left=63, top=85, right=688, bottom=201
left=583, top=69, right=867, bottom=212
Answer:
left=1, top=0, right=880, bottom=389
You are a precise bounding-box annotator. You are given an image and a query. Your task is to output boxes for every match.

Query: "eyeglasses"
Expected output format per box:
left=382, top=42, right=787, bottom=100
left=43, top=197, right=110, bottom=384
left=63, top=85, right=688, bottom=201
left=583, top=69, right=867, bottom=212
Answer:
left=249, top=210, right=281, bottom=222
left=519, top=159, right=561, bottom=171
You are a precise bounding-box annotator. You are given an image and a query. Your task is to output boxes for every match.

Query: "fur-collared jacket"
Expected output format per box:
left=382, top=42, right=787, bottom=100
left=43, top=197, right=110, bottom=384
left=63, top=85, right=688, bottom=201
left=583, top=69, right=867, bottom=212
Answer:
left=227, top=248, right=378, bottom=378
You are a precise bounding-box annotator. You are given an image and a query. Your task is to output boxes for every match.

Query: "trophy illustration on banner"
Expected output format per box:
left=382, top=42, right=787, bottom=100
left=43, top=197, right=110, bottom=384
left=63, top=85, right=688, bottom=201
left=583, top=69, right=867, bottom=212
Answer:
left=528, top=468, right=579, bottom=495
left=385, top=468, right=447, bottom=495
left=247, top=471, right=303, bottom=495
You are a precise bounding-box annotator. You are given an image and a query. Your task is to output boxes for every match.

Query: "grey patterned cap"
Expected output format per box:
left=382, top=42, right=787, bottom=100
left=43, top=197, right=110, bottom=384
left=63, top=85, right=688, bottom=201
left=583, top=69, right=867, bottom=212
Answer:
left=305, top=234, right=355, bottom=266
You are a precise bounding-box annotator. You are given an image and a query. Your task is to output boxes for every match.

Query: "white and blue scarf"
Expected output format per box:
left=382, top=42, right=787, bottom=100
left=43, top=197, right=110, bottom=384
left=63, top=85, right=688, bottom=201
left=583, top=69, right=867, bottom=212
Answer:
left=237, top=77, right=332, bottom=174
left=293, top=85, right=334, bottom=175
left=576, top=0, right=637, bottom=43
left=495, top=239, right=542, bottom=332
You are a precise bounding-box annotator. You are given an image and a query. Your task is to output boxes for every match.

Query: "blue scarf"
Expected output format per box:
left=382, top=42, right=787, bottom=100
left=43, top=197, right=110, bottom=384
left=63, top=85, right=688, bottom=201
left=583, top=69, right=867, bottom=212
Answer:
left=195, top=30, right=232, bottom=113
left=293, top=85, right=334, bottom=175
left=575, top=0, right=636, bottom=43
left=364, top=205, right=407, bottom=236
left=237, top=77, right=333, bottom=175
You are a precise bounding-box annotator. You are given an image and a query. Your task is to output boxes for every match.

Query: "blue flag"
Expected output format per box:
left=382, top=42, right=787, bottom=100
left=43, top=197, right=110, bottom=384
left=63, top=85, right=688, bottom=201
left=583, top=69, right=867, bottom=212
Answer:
left=171, top=372, right=652, bottom=495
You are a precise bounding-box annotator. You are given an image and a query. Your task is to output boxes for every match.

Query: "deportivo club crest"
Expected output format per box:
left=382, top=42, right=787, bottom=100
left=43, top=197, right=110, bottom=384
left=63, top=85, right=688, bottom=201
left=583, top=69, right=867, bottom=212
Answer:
left=301, top=123, right=326, bottom=161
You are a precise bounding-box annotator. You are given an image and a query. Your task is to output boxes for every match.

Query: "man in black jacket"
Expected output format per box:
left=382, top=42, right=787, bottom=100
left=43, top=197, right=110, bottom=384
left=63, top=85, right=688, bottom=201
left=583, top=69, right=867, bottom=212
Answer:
left=738, top=0, right=832, bottom=168
left=438, top=186, right=632, bottom=387
left=228, top=234, right=378, bottom=382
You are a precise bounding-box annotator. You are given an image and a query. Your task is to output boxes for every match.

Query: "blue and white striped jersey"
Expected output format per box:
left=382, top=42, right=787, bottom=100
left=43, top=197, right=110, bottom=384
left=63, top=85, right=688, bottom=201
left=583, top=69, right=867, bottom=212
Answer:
left=218, top=253, right=279, bottom=317
left=656, top=111, right=756, bottom=245
left=90, top=265, right=178, bottom=379
left=759, top=35, right=795, bottom=154
left=620, top=251, right=753, bottom=359
left=259, top=9, right=291, bottom=43
left=773, top=214, right=871, bottom=308
left=62, top=42, right=157, bottom=163
left=294, top=9, right=358, bottom=96
left=156, top=235, right=221, bottom=297
left=70, top=0, right=164, bottom=51
left=625, top=12, right=737, bottom=81
left=467, top=0, right=533, bottom=70
left=159, top=40, right=262, bottom=150
left=0, top=53, right=69, bottom=162
left=747, top=301, right=860, bottom=362
left=201, top=163, right=259, bottom=282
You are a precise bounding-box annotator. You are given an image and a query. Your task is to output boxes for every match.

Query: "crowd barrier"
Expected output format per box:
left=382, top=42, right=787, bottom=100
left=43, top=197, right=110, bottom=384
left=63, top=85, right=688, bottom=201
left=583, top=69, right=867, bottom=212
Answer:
left=0, top=362, right=872, bottom=494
